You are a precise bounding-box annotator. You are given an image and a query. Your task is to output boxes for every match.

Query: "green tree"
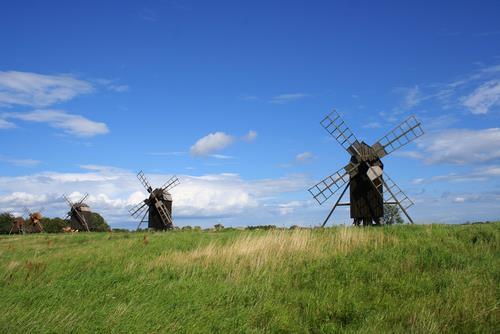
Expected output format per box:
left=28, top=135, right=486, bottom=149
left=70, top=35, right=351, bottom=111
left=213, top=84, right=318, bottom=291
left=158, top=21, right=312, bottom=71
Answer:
left=88, top=212, right=111, bottom=232
left=0, top=212, right=14, bottom=234
left=384, top=204, right=404, bottom=225
left=40, top=217, right=69, bottom=233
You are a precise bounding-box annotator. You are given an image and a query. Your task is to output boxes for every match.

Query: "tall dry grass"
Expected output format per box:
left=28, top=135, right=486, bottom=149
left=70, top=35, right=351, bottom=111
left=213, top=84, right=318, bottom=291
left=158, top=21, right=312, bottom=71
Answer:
left=149, top=227, right=397, bottom=276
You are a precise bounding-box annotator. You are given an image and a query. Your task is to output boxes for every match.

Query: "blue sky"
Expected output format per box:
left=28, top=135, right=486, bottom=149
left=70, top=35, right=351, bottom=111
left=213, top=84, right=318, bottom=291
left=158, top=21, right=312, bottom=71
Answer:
left=1, top=1, right=499, bottom=228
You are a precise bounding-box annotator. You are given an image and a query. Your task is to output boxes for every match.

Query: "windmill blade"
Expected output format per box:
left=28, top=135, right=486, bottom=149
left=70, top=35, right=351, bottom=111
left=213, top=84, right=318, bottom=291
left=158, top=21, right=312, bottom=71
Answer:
left=129, top=201, right=148, bottom=219
left=136, top=207, right=150, bottom=230
left=24, top=207, right=32, bottom=217
left=137, top=171, right=153, bottom=193
left=63, top=194, right=74, bottom=207
left=78, top=193, right=89, bottom=204
left=380, top=173, right=414, bottom=210
left=320, top=109, right=362, bottom=156
left=161, top=176, right=180, bottom=192
left=308, top=162, right=358, bottom=205
left=372, top=116, right=424, bottom=158
left=153, top=200, right=173, bottom=227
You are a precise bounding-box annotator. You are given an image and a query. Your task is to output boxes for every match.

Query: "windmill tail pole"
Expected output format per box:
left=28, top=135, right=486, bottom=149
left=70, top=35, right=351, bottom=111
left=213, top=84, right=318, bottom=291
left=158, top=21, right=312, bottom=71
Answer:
left=321, top=181, right=350, bottom=227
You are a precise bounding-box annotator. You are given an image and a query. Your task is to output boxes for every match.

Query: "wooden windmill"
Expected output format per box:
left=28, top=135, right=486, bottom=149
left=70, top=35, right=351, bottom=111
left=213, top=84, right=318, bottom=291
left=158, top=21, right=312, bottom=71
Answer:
left=8, top=215, right=25, bottom=235
left=308, top=109, right=424, bottom=226
left=63, top=194, right=91, bottom=232
left=129, top=171, right=179, bottom=230
left=24, top=207, right=44, bottom=233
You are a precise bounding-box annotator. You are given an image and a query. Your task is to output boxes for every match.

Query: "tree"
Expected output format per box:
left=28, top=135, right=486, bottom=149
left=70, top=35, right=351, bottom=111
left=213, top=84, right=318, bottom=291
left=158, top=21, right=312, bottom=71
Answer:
left=40, top=217, right=69, bottom=233
left=88, top=212, right=111, bottom=232
left=0, top=212, right=14, bottom=234
left=214, top=223, right=224, bottom=231
left=383, top=204, right=404, bottom=225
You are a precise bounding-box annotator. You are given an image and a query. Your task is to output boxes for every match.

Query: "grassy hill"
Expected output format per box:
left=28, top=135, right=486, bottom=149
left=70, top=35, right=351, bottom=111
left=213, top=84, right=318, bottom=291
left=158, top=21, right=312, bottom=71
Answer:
left=0, top=223, right=498, bottom=333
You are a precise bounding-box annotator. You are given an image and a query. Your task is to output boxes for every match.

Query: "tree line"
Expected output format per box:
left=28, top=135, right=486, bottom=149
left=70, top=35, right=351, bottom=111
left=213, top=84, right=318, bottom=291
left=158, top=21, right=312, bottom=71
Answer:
left=0, top=212, right=110, bottom=234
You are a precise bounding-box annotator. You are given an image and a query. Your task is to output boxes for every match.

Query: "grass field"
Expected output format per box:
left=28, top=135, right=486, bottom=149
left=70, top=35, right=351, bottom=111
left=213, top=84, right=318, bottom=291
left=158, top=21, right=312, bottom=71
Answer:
left=1, top=223, right=498, bottom=333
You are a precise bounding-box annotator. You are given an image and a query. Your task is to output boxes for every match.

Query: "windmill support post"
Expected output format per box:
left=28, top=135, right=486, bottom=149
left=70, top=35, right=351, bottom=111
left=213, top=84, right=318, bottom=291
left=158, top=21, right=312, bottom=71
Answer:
left=321, top=181, right=350, bottom=227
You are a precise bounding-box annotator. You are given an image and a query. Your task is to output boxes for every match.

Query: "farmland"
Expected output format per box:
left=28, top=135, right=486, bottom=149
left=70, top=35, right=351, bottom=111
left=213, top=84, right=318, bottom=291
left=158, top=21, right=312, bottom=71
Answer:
left=0, top=223, right=498, bottom=333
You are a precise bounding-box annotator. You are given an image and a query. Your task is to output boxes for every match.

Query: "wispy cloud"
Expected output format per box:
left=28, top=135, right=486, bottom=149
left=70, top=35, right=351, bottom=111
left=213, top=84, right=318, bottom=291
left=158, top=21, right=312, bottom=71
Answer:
left=0, top=155, right=41, bottom=167
left=146, top=151, right=187, bottom=156
left=401, top=128, right=500, bottom=165
left=0, top=71, right=93, bottom=107
left=295, top=151, right=315, bottom=163
left=412, top=165, right=500, bottom=185
left=0, top=118, right=16, bottom=129
left=242, top=130, right=257, bottom=142
left=3, top=109, right=109, bottom=137
left=461, top=80, right=500, bottom=114
left=270, top=93, right=309, bottom=104
left=362, top=122, right=381, bottom=129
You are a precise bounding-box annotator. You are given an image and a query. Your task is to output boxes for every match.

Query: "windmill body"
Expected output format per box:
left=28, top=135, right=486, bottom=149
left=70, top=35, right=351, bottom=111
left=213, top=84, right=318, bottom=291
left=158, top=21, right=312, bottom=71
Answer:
left=146, top=188, right=173, bottom=229
left=129, top=171, right=179, bottom=230
left=309, top=110, right=424, bottom=226
left=349, top=142, right=384, bottom=223
left=63, top=194, right=91, bottom=232
left=69, top=203, right=92, bottom=231
left=24, top=208, right=44, bottom=233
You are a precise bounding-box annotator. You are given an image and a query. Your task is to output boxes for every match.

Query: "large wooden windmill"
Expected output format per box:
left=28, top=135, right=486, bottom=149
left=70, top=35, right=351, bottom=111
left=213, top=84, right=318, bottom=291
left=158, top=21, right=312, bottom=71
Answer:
left=309, top=109, right=424, bottom=226
left=63, top=193, right=91, bottom=232
left=129, top=171, right=180, bottom=230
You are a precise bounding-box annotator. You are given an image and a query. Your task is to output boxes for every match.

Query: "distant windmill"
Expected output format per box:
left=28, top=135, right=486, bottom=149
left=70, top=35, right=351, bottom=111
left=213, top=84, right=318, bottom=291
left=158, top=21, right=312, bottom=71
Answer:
left=308, top=109, right=424, bottom=226
left=8, top=215, right=25, bottom=235
left=24, top=207, right=44, bottom=233
left=63, top=194, right=91, bottom=232
left=129, top=171, right=180, bottom=230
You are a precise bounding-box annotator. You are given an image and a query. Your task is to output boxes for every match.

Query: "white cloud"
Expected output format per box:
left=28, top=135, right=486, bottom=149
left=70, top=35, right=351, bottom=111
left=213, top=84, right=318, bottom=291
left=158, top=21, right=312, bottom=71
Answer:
left=0, top=71, right=93, bottom=107
left=295, top=151, right=314, bottom=163
left=270, top=93, right=309, bottom=104
left=461, top=80, right=500, bottom=114
left=4, top=109, right=109, bottom=137
left=190, top=132, right=234, bottom=156
left=242, top=130, right=257, bottom=142
left=413, top=128, right=500, bottom=164
left=0, top=166, right=311, bottom=227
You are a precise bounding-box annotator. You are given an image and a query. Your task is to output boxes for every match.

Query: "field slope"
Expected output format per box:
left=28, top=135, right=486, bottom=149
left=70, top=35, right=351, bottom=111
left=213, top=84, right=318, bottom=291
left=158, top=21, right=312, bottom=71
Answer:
left=1, top=223, right=499, bottom=333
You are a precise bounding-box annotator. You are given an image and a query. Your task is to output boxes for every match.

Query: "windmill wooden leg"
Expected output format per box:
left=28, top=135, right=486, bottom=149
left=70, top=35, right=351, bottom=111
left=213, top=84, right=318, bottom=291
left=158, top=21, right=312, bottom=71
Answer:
left=321, top=181, right=350, bottom=227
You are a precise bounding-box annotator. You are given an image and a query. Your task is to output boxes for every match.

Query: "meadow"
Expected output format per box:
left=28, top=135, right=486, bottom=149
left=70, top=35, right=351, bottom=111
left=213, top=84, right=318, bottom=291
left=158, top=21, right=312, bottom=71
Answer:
left=0, top=223, right=498, bottom=333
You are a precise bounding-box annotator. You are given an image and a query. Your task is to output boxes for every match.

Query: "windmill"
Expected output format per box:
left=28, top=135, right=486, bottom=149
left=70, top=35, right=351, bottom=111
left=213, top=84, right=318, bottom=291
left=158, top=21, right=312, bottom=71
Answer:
left=308, top=109, right=424, bottom=226
left=63, top=193, right=91, bottom=232
left=129, top=171, right=179, bottom=230
left=24, top=207, right=44, bottom=233
left=8, top=214, right=25, bottom=235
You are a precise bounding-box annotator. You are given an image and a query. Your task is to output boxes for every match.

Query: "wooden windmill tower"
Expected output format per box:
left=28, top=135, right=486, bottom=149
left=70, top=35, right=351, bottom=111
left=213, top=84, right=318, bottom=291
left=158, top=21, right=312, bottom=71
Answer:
left=24, top=207, right=44, bottom=233
left=63, top=193, right=91, bottom=232
left=308, top=109, right=424, bottom=226
left=8, top=215, right=25, bottom=234
left=129, top=171, right=180, bottom=230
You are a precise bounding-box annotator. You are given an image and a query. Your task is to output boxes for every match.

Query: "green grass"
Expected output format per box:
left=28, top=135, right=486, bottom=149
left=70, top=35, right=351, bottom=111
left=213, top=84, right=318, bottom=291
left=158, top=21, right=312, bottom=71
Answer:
left=0, top=223, right=498, bottom=333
